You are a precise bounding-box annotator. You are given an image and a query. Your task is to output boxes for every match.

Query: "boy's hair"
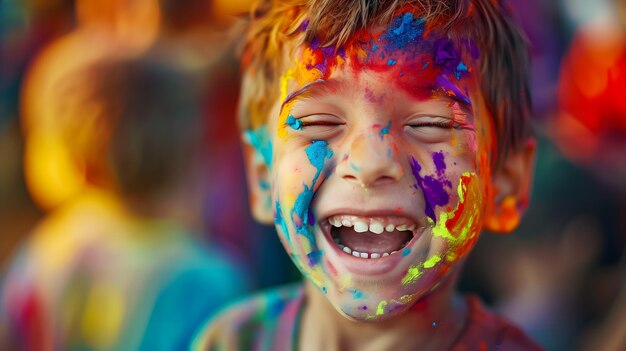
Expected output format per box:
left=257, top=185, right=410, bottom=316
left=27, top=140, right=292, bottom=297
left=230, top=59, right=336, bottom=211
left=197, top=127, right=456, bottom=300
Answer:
left=238, top=0, right=532, bottom=164
left=58, top=56, right=202, bottom=199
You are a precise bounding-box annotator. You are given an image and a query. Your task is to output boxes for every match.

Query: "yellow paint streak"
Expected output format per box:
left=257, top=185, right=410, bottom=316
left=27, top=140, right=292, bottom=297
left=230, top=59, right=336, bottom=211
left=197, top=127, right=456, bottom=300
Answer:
left=423, top=255, right=441, bottom=268
left=375, top=300, right=388, bottom=316
left=431, top=172, right=479, bottom=244
left=401, top=265, right=422, bottom=285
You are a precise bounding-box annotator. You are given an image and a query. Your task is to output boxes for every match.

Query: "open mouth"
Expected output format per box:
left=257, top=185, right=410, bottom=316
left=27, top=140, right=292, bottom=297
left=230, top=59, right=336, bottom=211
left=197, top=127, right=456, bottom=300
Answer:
left=325, top=215, right=418, bottom=259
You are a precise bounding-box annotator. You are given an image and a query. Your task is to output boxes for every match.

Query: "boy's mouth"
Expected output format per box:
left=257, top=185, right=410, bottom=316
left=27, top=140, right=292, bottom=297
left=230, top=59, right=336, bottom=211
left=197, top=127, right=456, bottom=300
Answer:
left=326, top=215, right=417, bottom=259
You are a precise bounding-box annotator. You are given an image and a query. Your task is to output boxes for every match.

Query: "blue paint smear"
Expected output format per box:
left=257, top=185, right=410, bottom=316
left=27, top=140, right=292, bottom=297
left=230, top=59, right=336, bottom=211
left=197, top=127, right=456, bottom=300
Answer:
left=384, top=12, right=424, bottom=49
left=293, top=185, right=314, bottom=235
left=379, top=121, right=392, bottom=139
left=372, top=43, right=378, bottom=52
left=243, top=126, right=273, bottom=167
left=455, top=62, right=468, bottom=80
left=402, top=248, right=411, bottom=256
left=387, top=59, right=397, bottom=66
left=306, top=140, right=334, bottom=186
left=291, top=141, right=333, bottom=238
left=307, top=249, right=323, bottom=267
left=286, top=115, right=303, bottom=130
left=351, top=289, right=365, bottom=299
left=275, top=201, right=290, bottom=242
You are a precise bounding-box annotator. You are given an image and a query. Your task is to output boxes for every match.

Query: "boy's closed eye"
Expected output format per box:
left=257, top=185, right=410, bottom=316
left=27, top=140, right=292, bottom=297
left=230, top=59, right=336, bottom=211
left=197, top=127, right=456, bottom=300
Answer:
left=286, top=114, right=346, bottom=138
left=404, top=115, right=475, bottom=142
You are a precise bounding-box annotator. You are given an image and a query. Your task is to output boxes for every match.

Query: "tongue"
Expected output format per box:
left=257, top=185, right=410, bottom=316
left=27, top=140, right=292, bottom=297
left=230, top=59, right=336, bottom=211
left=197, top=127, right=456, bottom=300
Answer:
left=338, top=227, right=412, bottom=254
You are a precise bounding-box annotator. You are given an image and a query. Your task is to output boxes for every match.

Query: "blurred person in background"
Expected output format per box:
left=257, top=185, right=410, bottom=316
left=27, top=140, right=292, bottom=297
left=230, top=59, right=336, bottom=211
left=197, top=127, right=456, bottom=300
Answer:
left=151, top=0, right=300, bottom=290
left=555, top=0, right=626, bottom=349
left=0, top=55, right=247, bottom=350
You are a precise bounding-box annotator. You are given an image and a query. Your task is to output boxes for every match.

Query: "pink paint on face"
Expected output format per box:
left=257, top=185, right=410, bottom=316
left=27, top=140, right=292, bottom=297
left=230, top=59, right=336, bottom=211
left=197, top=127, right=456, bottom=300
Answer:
left=267, top=11, right=493, bottom=322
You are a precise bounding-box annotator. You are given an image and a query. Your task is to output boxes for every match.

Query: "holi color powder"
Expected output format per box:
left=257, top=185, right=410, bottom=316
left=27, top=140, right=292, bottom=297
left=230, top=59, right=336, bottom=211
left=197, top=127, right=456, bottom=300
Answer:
left=244, top=127, right=273, bottom=167
left=350, top=289, right=365, bottom=299
left=382, top=12, right=425, bottom=50
left=286, top=115, right=303, bottom=130
left=307, top=250, right=323, bottom=267
left=430, top=172, right=481, bottom=262
left=409, top=156, right=451, bottom=222
left=423, top=255, right=441, bottom=268
left=484, top=195, right=521, bottom=232
left=379, top=121, right=392, bottom=139
left=291, top=141, right=333, bottom=237
left=275, top=201, right=291, bottom=243
left=375, top=300, right=388, bottom=316
left=402, top=266, right=422, bottom=285
left=432, top=151, right=446, bottom=176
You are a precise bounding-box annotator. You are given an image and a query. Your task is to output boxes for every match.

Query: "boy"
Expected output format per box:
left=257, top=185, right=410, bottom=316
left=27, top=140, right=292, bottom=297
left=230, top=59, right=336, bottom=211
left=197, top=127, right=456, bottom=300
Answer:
left=194, top=0, right=540, bottom=349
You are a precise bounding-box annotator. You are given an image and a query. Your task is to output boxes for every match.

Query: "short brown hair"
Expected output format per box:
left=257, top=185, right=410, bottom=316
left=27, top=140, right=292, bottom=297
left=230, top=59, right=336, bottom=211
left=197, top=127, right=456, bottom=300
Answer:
left=238, top=0, right=532, bottom=164
left=58, top=56, right=202, bottom=199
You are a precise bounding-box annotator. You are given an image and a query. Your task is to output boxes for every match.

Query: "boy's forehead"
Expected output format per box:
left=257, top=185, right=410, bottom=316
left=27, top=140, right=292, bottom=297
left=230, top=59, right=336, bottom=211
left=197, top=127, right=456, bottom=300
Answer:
left=280, top=12, right=481, bottom=108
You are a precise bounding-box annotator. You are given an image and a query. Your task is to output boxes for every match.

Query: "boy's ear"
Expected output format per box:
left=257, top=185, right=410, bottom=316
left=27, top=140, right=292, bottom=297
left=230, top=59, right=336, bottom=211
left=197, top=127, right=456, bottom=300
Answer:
left=242, top=138, right=274, bottom=225
left=483, top=138, right=536, bottom=233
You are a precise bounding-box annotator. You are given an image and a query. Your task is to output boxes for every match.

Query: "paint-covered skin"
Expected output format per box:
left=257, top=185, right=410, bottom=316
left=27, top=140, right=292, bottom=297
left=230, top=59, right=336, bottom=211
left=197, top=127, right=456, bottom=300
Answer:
left=249, top=12, right=498, bottom=322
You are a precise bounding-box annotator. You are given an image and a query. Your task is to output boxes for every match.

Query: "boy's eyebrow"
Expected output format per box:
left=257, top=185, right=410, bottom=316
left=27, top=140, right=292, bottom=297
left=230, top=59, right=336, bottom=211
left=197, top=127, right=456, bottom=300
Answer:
left=279, top=79, right=332, bottom=114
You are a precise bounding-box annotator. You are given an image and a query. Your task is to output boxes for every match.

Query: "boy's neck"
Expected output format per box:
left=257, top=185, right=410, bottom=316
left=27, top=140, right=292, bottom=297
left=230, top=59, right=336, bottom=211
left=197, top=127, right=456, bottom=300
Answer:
left=299, top=271, right=467, bottom=351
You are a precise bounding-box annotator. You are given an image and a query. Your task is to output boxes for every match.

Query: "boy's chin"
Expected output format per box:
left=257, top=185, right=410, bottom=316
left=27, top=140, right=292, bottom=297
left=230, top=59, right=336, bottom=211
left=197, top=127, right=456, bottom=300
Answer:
left=333, top=297, right=416, bottom=323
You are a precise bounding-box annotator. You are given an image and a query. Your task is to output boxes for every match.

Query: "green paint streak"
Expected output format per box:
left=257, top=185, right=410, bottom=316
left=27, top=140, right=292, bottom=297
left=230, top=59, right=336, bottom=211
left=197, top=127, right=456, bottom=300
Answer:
left=350, top=162, right=361, bottom=172
left=423, top=255, right=441, bottom=269
left=431, top=172, right=476, bottom=243
left=375, top=300, right=388, bottom=316
left=401, top=266, right=422, bottom=285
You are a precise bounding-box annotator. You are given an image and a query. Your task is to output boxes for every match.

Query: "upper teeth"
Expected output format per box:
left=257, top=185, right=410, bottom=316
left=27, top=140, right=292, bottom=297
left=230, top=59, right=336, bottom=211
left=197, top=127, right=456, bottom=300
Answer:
left=328, top=215, right=416, bottom=235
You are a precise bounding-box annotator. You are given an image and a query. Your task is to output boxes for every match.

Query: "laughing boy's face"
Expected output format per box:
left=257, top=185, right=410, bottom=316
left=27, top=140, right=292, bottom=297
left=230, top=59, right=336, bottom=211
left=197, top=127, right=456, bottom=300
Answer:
left=248, top=12, right=504, bottom=321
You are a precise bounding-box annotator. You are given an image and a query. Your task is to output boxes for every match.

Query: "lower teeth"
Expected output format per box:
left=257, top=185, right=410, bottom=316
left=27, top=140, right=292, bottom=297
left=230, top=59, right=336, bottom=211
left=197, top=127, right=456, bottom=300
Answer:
left=338, top=243, right=398, bottom=259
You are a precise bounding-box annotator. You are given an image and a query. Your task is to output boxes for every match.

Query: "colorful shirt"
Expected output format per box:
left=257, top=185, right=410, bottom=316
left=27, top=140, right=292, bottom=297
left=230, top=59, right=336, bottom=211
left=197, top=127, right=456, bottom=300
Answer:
left=0, top=191, right=247, bottom=351
left=192, top=284, right=543, bottom=351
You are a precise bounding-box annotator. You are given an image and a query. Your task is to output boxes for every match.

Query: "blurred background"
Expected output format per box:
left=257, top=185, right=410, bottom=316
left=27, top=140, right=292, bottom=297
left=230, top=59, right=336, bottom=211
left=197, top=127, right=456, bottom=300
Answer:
left=0, top=0, right=624, bottom=350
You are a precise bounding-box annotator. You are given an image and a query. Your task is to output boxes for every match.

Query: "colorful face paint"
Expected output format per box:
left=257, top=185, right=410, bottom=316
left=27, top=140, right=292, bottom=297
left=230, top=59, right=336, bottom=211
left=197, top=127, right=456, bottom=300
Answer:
left=263, top=10, right=494, bottom=322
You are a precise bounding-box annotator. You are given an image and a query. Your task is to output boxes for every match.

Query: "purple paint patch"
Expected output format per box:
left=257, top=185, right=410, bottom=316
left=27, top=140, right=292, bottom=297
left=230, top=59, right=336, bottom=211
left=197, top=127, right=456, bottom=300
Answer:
left=300, top=19, right=309, bottom=32
left=436, top=75, right=471, bottom=105
left=434, top=39, right=459, bottom=72
left=434, top=39, right=471, bottom=82
left=409, top=157, right=451, bottom=222
left=432, top=151, right=446, bottom=176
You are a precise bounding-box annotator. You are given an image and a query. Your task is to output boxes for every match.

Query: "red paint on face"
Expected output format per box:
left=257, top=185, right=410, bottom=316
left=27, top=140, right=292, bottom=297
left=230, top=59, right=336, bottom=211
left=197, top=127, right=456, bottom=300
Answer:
left=325, top=258, right=338, bottom=277
left=444, top=174, right=471, bottom=233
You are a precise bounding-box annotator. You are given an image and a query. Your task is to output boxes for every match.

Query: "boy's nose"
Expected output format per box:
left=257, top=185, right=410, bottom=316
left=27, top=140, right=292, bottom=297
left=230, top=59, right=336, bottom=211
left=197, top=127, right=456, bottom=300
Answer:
left=337, top=133, right=404, bottom=188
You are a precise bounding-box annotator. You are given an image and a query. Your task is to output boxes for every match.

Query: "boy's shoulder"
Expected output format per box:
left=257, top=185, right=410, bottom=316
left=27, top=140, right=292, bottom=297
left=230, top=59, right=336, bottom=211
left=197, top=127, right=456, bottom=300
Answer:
left=452, top=295, right=543, bottom=351
left=192, top=283, right=304, bottom=351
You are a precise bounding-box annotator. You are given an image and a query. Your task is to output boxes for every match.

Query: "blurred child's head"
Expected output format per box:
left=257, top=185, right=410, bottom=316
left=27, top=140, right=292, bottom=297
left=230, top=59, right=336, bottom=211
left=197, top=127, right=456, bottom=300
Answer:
left=58, top=56, right=203, bottom=213
left=239, top=0, right=535, bottom=321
